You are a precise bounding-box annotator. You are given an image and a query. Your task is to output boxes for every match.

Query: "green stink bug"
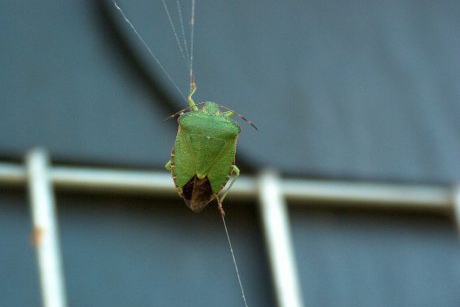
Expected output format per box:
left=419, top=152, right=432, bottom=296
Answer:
left=165, top=84, right=257, bottom=214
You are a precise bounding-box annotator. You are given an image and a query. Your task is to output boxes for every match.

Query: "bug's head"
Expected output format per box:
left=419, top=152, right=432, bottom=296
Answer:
left=202, top=102, right=220, bottom=115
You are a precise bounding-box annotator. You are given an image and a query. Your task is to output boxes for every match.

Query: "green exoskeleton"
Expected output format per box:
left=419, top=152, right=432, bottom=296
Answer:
left=165, top=84, right=257, bottom=214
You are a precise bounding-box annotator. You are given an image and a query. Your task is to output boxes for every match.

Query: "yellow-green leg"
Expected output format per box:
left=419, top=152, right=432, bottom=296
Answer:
left=187, top=82, right=198, bottom=111
left=165, top=160, right=172, bottom=170
left=217, top=165, right=240, bottom=216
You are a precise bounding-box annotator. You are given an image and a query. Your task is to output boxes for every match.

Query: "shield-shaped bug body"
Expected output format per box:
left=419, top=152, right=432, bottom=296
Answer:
left=166, top=85, right=256, bottom=213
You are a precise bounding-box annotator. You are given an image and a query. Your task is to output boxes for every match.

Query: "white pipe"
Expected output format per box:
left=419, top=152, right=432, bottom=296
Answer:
left=282, top=179, right=451, bottom=210
left=26, top=149, right=67, bottom=307
left=0, top=161, right=453, bottom=211
left=453, top=185, right=460, bottom=234
left=258, top=170, right=304, bottom=307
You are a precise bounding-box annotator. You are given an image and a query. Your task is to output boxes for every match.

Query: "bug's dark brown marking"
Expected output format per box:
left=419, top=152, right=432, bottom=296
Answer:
left=182, top=175, right=214, bottom=212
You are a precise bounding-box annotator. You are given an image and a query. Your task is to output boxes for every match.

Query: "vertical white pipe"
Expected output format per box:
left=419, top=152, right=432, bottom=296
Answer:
left=26, top=149, right=67, bottom=307
left=453, top=185, right=460, bottom=235
left=258, top=170, right=304, bottom=307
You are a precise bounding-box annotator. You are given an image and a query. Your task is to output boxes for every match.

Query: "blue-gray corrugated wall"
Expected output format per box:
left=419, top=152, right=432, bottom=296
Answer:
left=1, top=0, right=460, bottom=306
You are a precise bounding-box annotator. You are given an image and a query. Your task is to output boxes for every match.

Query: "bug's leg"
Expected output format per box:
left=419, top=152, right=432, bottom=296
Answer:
left=222, top=110, right=234, bottom=117
left=187, top=82, right=198, bottom=111
left=216, top=165, right=240, bottom=216
left=165, top=160, right=172, bottom=171
left=216, top=195, right=225, bottom=217
left=221, top=165, right=240, bottom=203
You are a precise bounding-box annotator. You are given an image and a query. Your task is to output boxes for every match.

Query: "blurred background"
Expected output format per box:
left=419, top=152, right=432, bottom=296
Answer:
left=1, top=0, right=460, bottom=306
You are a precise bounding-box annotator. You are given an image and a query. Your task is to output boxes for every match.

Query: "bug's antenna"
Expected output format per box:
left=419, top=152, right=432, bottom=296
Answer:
left=220, top=105, right=259, bottom=131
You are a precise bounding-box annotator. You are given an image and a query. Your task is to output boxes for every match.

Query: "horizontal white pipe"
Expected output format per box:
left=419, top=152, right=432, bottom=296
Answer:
left=282, top=179, right=451, bottom=209
left=0, top=162, right=453, bottom=211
